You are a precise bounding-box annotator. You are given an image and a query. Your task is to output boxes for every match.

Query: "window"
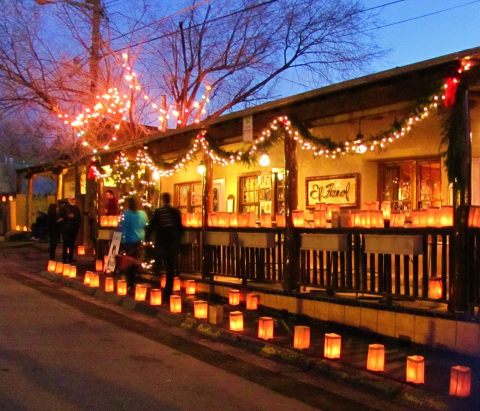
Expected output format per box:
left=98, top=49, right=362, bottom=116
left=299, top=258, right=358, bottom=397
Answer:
left=379, top=158, right=441, bottom=211
left=174, top=181, right=202, bottom=214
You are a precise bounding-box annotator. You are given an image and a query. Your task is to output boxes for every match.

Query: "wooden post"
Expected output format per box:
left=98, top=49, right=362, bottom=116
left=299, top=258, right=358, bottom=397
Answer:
left=26, top=174, right=33, bottom=230
left=449, top=85, right=471, bottom=313
left=201, top=156, right=213, bottom=279
left=283, top=124, right=299, bottom=291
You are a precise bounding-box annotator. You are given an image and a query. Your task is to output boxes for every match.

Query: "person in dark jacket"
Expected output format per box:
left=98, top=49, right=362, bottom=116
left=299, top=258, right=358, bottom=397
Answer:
left=59, top=198, right=81, bottom=263
left=146, top=192, right=183, bottom=300
left=103, top=189, right=119, bottom=216
left=47, top=203, right=60, bottom=260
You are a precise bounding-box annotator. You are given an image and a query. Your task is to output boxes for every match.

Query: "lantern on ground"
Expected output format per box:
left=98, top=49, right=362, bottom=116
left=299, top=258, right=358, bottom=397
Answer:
left=117, top=279, right=127, bottom=296
left=428, top=278, right=443, bottom=299
left=150, top=289, right=162, bottom=306
left=105, top=277, right=114, bottom=293
left=449, top=365, right=471, bottom=397
left=194, top=300, right=208, bottom=319
left=95, top=260, right=103, bottom=272
left=135, top=284, right=147, bottom=301
left=406, top=355, right=425, bottom=384
left=173, top=276, right=181, bottom=292
left=185, top=280, right=196, bottom=295
left=246, top=293, right=259, bottom=310
left=47, top=260, right=56, bottom=273
left=62, top=264, right=71, bottom=277
left=367, top=344, right=385, bottom=372
left=229, top=311, right=243, bottom=331
left=83, top=271, right=93, bottom=285
left=160, top=274, right=166, bottom=289
left=77, top=246, right=86, bottom=256
left=258, top=317, right=274, bottom=340
left=23, top=225, right=28, bottom=231
left=89, top=273, right=100, bottom=288
left=100, top=216, right=108, bottom=227
left=229, top=289, right=240, bottom=306
left=55, top=262, right=64, bottom=274
left=292, top=210, right=305, bottom=227
left=209, top=305, right=224, bottom=325
left=324, top=333, right=342, bottom=359
left=293, top=326, right=310, bottom=350
left=68, top=266, right=77, bottom=279
left=170, top=295, right=182, bottom=313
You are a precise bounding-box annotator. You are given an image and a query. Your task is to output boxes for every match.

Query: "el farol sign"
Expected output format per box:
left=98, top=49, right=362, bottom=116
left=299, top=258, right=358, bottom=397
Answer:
left=306, top=173, right=359, bottom=208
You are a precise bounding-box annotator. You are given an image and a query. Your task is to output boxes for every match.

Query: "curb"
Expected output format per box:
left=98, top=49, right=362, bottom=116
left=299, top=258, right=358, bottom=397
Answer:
left=39, top=270, right=451, bottom=411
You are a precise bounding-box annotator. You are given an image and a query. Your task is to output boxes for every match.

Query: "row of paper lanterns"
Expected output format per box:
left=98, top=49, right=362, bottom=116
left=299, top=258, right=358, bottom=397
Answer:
left=45, top=260, right=472, bottom=398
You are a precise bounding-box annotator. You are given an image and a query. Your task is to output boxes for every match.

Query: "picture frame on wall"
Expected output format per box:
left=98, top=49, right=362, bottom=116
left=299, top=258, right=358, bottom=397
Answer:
left=306, top=173, right=360, bottom=208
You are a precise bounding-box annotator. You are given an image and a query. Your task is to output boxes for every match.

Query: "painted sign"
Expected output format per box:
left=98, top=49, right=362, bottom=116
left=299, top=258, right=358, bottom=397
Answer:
left=306, top=174, right=359, bottom=208
left=105, top=231, right=122, bottom=273
left=243, top=115, right=253, bottom=142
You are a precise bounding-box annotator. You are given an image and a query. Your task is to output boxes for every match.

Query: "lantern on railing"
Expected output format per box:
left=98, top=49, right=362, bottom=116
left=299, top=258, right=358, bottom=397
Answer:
left=449, top=366, right=471, bottom=397
left=95, top=259, right=104, bottom=272
left=367, top=344, right=385, bottom=372
left=62, top=264, right=71, bottom=277
left=229, top=311, right=243, bottom=331
left=260, top=214, right=272, bottom=228
left=370, top=211, right=384, bottom=228
left=275, top=213, right=286, bottom=227
left=194, top=300, right=208, bottom=319
left=117, top=279, right=127, bottom=296
left=89, top=273, right=100, bottom=288
left=246, top=293, right=259, bottom=310
left=173, top=276, right=181, bottom=292
left=324, top=333, right=341, bottom=359
left=426, top=208, right=437, bottom=227
left=326, top=205, right=340, bottom=221
left=292, top=210, right=305, bottom=227
left=229, top=289, right=240, bottom=306
left=229, top=213, right=238, bottom=227
left=185, top=280, right=196, bottom=295
left=293, top=326, right=310, bottom=350
left=77, top=245, right=86, bottom=256
left=170, top=295, right=182, bottom=313
left=428, top=278, right=443, bottom=300
left=135, top=284, right=147, bottom=301
left=47, top=260, right=57, bottom=273
left=100, top=216, right=108, bottom=227
left=150, top=289, right=162, bottom=306
left=381, top=201, right=391, bottom=221
left=217, top=212, right=229, bottom=228
left=55, top=262, right=64, bottom=274
left=258, top=317, right=274, bottom=340
left=105, top=277, right=114, bottom=293
left=83, top=271, right=92, bottom=285
left=208, top=212, right=218, bottom=227
left=160, top=274, right=166, bottom=289
left=440, top=206, right=453, bottom=227
left=68, top=266, right=77, bottom=278
left=23, top=225, right=28, bottom=231
left=406, top=355, right=425, bottom=384
left=390, top=213, right=406, bottom=228
left=313, top=210, right=327, bottom=228
left=410, top=211, right=422, bottom=227
left=469, top=206, right=480, bottom=227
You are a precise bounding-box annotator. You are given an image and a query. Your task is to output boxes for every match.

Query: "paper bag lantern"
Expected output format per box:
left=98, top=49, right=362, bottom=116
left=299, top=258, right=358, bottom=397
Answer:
left=55, top=262, right=64, bottom=274
left=406, top=355, right=425, bottom=384
left=173, top=276, right=181, bottom=292
left=313, top=210, right=327, bottom=228
left=160, top=274, right=167, bottom=289
left=62, top=264, right=71, bottom=277
left=77, top=245, right=86, bottom=256
left=68, top=266, right=77, bottom=278
left=150, top=289, right=162, bottom=306
left=449, top=365, right=471, bottom=397
left=100, top=216, right=108, bottom=227
left=293, top=326, right=310, bottom=350
left=83, top=271, right=93, bottom=285
left=47, top=260, right=57, bottom=273
left=170, top=295, right=182, bottom=313
left=194, top=300, right=208, bottom=319
left=246, top=293, right=259, bottom=310
left=258, top=317, right=274, bottom=340
left=275, top=213, right=286, bottom=227
left=134, top=284, right=147, bottom=301
left=428, top=278, right=443, bottom=300
left=229, top=311, right=243, bottom=331
left=228, top=289, right=240, bottom=306
left=229, top=213, right=238, bottom=227
left=208, top=305, right=224, bottom=325
left=104, top=277, right=114, bottom=293
left=185, top=280, right=196, bottom=295
left=260, top=214, right=272, bottom=228
left=324, top=333, right=341, bottom=359
left=89, top=273, right=100, bottom=288
left=367, top=344, right=385, bottom=372
left=116, top=279, right=127, bottom=296
left=292, top=210, right=305, bottom=227
left=95, top=260, right=103, bottom=272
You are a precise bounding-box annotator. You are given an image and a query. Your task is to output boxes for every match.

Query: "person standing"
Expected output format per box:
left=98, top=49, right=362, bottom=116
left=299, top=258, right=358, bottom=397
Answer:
left=146, top=192, right=183, bottom=300
left=59, top=198, right=81, bottom=263
left=120, top=197, right=148, bottom=290
left=104, top=189, right=119, bottom=216
left=47, top=203, right=60, bottom=260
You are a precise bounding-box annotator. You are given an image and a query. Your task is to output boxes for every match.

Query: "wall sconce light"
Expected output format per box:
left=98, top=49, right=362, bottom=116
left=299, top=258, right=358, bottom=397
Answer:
left=197, top=163, right=206, bottom=176
left=259, top=153, right=270, bottom=167
left=152, top=169, right=161, bottom=181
